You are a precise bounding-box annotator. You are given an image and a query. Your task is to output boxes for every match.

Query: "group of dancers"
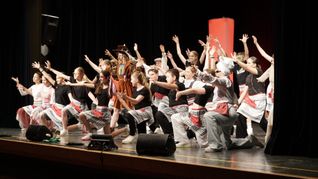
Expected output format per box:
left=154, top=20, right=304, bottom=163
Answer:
left=12, top=34, right=274, bottom=152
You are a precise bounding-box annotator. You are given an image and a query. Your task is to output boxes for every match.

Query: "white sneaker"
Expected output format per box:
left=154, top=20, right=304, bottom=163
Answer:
left=60, top=129, right=68, bottom=137
left=122, top=135, right=137, bottom=144
left=154, top=127, right=163, bottom=134
left=176, top=142, right=191, bottom=148
left=81, top=133, right=92, bottom=141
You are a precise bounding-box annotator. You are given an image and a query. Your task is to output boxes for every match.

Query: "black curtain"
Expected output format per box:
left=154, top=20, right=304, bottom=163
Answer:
left=1, top=0, right=274, bottom=129
left=265, top=0, right=317, bottom=157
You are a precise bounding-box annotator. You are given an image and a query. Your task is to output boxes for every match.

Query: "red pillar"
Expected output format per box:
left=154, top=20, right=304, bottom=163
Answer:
left=208, top=18, right=234, bottom=57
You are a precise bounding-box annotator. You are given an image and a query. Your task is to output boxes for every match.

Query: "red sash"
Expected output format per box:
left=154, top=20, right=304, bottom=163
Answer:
left=70, top=102, right=82, bottom=113
left=213, top=102, right=229, bottom=116
left=154, top=92, right=165, bottom=99
left=244, top=94, right=257, bottom=108
left=51, top=104, right=62, bottom=117
left=92, top=109, right=103, bottom=118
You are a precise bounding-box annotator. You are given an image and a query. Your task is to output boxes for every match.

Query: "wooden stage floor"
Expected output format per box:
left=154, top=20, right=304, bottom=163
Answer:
left=0, top=127, right=317, bottom=178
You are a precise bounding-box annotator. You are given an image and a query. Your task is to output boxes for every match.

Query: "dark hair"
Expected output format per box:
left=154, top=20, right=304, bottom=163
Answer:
left=95, top=70, right=110, bottom=96
left=148, top=68, right=159, bottom=74
left=166, top=68, right=179, bottom=82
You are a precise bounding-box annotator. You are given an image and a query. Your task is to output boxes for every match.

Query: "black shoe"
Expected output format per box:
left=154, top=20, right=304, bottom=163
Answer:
left=250, top=135, right=264, bottom=148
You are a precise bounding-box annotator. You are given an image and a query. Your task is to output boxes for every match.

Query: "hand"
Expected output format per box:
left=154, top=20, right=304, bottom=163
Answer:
left=159, top=44, right=165, bottom=53
left=45, top=60, right=51, bottom=70
left=231, top=52, right=238, bottom=63
left=32, top=61, right=41, bottom=69
left=239, top=34, right=249, bottom=43
left=185, top=48, right=191, bottom=57
left=172, top=35, right=179, bottom=44
left=167, top=51, right=173, bottom=59
left=134, top=43, right=138, bottom=51
left=104, top=49, right=111, bottom=56
left=175, top=91, right=182, bottom=101
left=198, top=39, right=205, bottom=47
left=84, top=55, right=90, bottom=62
left=11, top=77, right=19, bottom=84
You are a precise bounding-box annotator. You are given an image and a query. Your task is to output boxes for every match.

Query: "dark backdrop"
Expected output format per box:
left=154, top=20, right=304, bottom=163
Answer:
left=2, top=0, right=316, bottom=157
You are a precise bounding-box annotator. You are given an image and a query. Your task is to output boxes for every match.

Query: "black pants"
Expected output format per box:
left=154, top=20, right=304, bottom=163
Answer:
left=235, top=113, right=268, bottom=138
left=124, top=112, right=147, bottom=136
left=156, top=111, right=173, bottom=135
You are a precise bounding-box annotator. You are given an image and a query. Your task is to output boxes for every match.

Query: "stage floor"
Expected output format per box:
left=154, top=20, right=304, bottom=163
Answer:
left=0, top=127, right=317, bottom=178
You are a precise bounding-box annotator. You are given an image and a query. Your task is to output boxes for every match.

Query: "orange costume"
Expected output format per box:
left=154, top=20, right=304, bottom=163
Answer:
left=111, top=59, right=134, bottom=109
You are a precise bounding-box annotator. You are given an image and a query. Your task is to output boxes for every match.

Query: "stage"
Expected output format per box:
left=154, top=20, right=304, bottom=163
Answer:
left=0, top=127, right=317, bottom=178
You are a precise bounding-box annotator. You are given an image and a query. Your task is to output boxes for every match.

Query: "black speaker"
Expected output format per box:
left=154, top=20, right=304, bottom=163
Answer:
left=136, top=134, right=176, bottom=156
left=25, top=125, right=52, bottom=142
left=87, top=134, right=118, bottom=151
left=41, top=14, right=59, bottom=45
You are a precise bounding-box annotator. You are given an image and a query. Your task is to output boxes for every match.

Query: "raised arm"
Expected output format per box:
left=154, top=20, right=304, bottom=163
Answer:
left=172, top=35, right=187, bottom=65
left=133, top=43, right=143, bottom=60
left=84, top=55, right=101, bottom=73
left=198, top=38, right=207, bottom=64
left=214, top=38, right=227, bottom=57
left=104, top=49, right=117, bottom=62
left=239, top=34, right=250, bottom=61
left=167, top=51, right=184, bottom=72
left=159, top=44, right=169, bottom=73
left=45, top=60, right=71, bottom=81
left=252, top=35, right=274, bottom=63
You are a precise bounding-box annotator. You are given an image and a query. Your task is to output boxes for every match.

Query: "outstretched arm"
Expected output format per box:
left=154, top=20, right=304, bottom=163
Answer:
left=11, top=77, right=31, bottom=96
left=150, top=80, right=178, bottom=90
left=252, top=35, right=274, bottom=63
left=104, top=49, right=117, bottom=61
left=84, top=55, right=101, bottom=73
left=175, top=87, right=206, bottom=101
left=45, top=60, right=71, bottom=81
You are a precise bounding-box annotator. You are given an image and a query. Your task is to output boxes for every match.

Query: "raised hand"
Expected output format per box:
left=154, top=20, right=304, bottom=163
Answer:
left=84, top=55, right=90, bottom=63
left=167, top=51, right=173, bottom=59
left=252, top=35, right=258, bottom=44
left=172, top=35, right=179, bottom=44
left=186, top=48, right=191, bottom=57
left=239, top=34, right=249, bottom=43
left=45, top=60, right=51, bottom=70
left=134, top=43, right=138, bottom=51
left=11, top=77, right=19, bottom=84
left=104, top=49, right=111, bottom=56
left=32, top=61, right=41, bottom=69
left=159, top=44, right=165, bottom=53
